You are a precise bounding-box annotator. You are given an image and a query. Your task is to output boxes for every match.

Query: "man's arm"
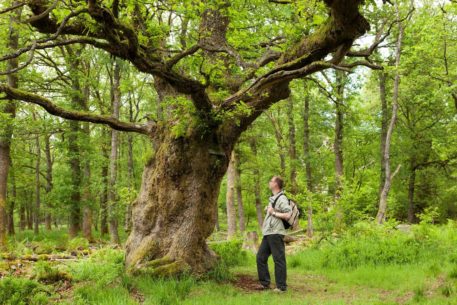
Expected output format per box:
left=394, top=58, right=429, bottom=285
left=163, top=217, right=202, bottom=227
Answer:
left=268, top=196, right=292, bottom=220
left=272, top=210, right=291, bottom=220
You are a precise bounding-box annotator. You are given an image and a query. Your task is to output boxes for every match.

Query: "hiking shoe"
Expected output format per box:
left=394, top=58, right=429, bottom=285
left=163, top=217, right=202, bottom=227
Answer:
left=255, top=284, right=271, bottom=290
left=273, top=287, right=287, bottom=293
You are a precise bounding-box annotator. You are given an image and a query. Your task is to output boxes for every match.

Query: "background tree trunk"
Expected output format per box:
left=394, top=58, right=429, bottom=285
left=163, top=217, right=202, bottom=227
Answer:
left=377, top=2, right=405, bottom=224
left=302, top=88, right=314, bottom=237
left=378, top=71, right=388, bottom=200
left=407, top=157, right=416, bottom=223
left=68, top=118, right=81, bottom=237
left=108, top=61, right=121, bottom=244
left=333, top=70, right=346, bottom=228
left=0, top=0, right=21, bottom=249
left=249, top=138, right=264, bottom=229
left=287, top=98, right=298, bottom=195
left=7, top=164, right=16, bottom=235
left=33, top=121, right=41, bottom=235
left=44, top=134, right=53, bottom=231
left=226, top=150, right=237, bottom=239
left=82, top=150, right=93, bottom=241
left=268, top=112, right=287, bottom=178
left=234, top=150, right=245, bottom=233
left=19, top=203, right=25, bottom=231
left=214, top=204, right=220, bottom=232
left=99, top=129, right=109, bottom=235
left=81, top=80, right=93, bottom=241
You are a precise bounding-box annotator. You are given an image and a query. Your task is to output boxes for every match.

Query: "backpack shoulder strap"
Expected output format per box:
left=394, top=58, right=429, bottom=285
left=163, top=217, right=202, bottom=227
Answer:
left=272, top=193, right=285, bottom=209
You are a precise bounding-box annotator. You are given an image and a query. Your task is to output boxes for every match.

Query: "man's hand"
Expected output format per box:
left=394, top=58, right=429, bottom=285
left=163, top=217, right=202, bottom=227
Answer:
left=267, top=206, right=275, bottom=215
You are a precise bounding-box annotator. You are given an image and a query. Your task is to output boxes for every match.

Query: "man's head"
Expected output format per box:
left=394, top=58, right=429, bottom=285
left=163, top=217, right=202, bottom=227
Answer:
left=269, top=176, right=284, bottom=193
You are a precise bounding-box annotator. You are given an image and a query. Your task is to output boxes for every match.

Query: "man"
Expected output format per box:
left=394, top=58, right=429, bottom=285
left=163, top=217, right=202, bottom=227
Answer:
left=256, top=176, right=292, bottom=293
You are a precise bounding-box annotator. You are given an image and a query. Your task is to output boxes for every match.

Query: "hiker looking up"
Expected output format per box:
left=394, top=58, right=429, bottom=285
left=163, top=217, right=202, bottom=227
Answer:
left=256, top=176, right=292, bottom=292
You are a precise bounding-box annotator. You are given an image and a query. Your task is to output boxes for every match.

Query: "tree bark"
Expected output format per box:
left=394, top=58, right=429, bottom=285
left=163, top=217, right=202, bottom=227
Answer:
left=124, top=129, right=229, bottom=276
left=65, top=47, right=85, bottom=237
left=226, top=150, right=237, bottom=239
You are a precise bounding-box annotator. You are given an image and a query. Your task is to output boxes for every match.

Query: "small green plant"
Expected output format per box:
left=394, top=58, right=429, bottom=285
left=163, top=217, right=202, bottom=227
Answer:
left=31, top=261, right=72, bottom=284
left=440, top=281, right=456, bottom=297
left=206, top=260, right=233, bottom=282
left=448, top=266, right=457, bottom=279
left=209, top=238, right=246, bottom=267
left=206, top=238, right=247, bottom=282
left=69, top=247, right=124, bottom=286
left=412, top=285, right=425, bottom=302
left=29, top=239, right=56, bottom=255
left=417, top=206, right=440, bottom=225
left=67, top=237, right=89, bottom=251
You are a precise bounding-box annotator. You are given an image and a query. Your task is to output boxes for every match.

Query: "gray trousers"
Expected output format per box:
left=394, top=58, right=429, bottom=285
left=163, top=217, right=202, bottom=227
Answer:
left=256, top=234, right=287, bottom=290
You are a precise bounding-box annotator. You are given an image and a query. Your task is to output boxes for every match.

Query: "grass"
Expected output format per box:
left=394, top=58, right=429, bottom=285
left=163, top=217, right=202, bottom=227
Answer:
left=1, top=221, right=457, bottom=304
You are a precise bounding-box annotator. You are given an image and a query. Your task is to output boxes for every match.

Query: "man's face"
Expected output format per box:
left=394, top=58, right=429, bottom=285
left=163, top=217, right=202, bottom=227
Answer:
left=268, top=177, right=277, bottom=191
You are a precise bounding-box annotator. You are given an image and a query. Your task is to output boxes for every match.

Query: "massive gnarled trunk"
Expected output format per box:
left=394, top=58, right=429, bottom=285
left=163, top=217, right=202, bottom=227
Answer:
left=124, top=128, right=230, bottom=276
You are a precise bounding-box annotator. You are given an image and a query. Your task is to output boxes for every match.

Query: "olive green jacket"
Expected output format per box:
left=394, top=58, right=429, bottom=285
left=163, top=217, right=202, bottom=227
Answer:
left=261, top=191, right=291, bottom=236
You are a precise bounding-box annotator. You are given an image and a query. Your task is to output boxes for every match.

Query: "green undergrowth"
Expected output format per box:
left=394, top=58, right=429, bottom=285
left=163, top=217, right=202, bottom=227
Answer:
left=0, top=276, right=51, bottom=305
left=1, top=221, right=456, bottom=304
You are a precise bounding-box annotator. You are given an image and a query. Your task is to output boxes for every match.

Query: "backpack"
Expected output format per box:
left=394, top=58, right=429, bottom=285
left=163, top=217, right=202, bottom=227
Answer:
left=272, top=193, right=300, bottom=230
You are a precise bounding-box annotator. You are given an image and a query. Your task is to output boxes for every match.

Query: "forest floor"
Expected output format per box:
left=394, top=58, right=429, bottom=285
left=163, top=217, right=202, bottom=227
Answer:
left=1, top=225, right=456, bottom=305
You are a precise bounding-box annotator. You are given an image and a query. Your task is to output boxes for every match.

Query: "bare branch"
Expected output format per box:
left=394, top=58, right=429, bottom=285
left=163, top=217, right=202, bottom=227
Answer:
left=268, top=0, right=292, bottom=4
left=336, top=60, right=383, bottom=71
left=0, top=84, right=154, bottom=135
left=0, top=41, right=36, bottom=75
left=166, top=44, right=200, bottom=68
left=390, top=164, right=401, bottom=179
left=0, top=1, right=25, bottom=15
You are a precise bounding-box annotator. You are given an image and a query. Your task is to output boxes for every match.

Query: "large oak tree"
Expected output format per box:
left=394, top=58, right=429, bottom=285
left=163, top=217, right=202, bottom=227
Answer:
left=0, top=0, right=372, bottom=276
